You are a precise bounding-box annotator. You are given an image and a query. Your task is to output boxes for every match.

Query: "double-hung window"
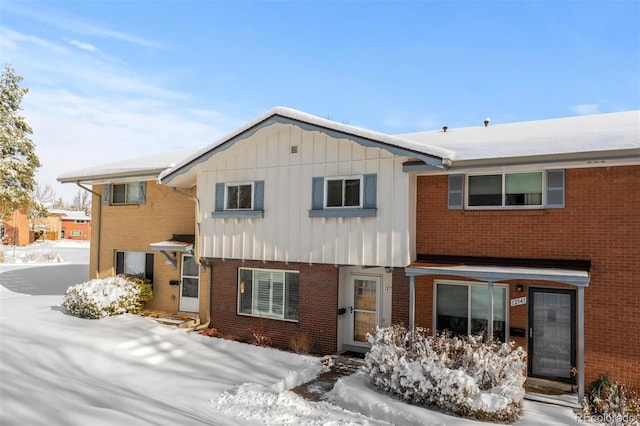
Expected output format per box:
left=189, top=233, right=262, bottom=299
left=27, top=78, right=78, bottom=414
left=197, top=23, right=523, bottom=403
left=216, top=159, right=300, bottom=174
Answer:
left=448, top=170, right=565, bottom=210
left=238, top=268, right=299, bottom=321
left=104, top=182, right=146, bottom=205
left=326, top=177, right=362, bottom=208
left=435, top=281, right=507, bottom=342
left=115, top=251, right=154, bottom=282
left=310, top=174, right=377, bottom=217
left=213, top=181, right=264, bottom=218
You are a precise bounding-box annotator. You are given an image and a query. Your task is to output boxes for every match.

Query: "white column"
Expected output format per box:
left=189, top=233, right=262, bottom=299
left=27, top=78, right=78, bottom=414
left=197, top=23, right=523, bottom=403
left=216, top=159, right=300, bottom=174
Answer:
left=409, top=275, right=415, bottom=331
left=487, top=280, right=494, bottom=341
left=578, top=286, right=585, bottom=402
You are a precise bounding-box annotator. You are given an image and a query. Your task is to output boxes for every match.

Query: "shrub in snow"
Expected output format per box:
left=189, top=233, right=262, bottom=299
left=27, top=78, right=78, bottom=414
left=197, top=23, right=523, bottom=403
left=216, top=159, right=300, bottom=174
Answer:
left=582, top=375, right=640, bottom=426
left=364, top=325, right=527, bottom=423
left=62, top=275, right=153, bottom=319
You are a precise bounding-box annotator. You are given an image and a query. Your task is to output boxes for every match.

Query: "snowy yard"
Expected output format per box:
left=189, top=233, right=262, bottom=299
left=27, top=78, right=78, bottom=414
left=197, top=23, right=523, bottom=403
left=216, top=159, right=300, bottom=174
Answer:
left=0, top=241, right=586, bottom=425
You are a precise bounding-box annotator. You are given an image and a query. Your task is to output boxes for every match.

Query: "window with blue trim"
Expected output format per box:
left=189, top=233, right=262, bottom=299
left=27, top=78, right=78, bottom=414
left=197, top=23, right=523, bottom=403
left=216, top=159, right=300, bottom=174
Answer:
left=310, top=174, right=377, bottom=218
left=212, top=181, right=264, bottom=218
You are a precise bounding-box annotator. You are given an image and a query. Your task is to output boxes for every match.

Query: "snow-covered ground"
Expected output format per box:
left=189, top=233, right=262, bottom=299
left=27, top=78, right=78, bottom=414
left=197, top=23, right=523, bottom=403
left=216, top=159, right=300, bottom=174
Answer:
left=0, top=241, right=587, bottom=425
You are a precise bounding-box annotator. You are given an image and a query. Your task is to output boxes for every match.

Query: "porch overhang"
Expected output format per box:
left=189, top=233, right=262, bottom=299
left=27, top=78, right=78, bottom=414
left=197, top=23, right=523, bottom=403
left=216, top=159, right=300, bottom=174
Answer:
left=404, top=257, right=590, bottom=403
left=405, top=264, right=590, bottom=287
left=149, top=238, right=194, bottom=269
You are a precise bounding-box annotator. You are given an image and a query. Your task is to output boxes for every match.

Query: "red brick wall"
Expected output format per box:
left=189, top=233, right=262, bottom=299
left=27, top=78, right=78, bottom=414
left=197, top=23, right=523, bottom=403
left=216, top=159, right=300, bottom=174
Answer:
left=412, top=165, right=640, bottom=388
left=209, top=259, right=339, bottom=355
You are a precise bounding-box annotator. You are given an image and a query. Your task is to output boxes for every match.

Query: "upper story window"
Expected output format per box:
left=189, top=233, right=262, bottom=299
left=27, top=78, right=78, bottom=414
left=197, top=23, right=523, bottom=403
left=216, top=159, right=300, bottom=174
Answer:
left=104, top=182, right=146, bottom=206
left=225, top=183, right=253, bottom=210
left=310, top=174, right=377, bottom=218
left=468, top=172, right=542, bottom=207
left=212, top=181, right=264, bottom=219
left=448, top=170, right=564, bottom=210
left=74, top=219, right=87, bottom=224
left=326, top=177, right=362, bottom=208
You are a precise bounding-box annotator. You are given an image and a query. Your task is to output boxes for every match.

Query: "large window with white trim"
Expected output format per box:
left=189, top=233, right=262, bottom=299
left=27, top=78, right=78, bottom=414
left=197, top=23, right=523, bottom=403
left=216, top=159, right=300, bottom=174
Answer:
left=238, top=268, right=299, bottom=321
left=435, top=281, right=507, bottom=341
left=468, top=172, right=542, bottom=207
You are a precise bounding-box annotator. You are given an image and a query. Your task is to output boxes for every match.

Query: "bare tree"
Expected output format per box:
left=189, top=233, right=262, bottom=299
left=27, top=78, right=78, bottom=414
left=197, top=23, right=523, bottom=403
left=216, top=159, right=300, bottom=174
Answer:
left=26, top=183, right=56, bottom=232
left=72, top=189, right=91, bottom=215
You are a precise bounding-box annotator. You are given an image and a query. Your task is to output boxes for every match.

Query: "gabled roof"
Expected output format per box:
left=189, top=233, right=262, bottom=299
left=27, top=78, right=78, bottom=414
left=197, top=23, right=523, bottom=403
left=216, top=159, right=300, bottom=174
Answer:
left=57, top=150, right=196, bottom=185
left=160, top=107, right=454, bottom=186
left=399, top=110, right=640, bottom=168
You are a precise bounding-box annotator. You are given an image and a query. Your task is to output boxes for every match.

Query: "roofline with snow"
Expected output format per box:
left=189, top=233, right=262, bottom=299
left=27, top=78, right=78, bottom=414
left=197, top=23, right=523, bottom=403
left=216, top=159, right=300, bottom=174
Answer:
left=57, top=169, right=167, bottom=185
left=403, top=147, right=640, bottom=173
left=160, top=107, right=452, bottom=185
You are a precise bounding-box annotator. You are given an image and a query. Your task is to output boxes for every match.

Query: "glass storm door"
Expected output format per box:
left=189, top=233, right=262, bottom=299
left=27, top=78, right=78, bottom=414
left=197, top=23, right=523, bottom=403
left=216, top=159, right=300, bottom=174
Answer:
left=179, top=254, right=199, bottom=313
left=528, top=288, right=576, bottom=382
left=350, top=275, right=379, bottom=345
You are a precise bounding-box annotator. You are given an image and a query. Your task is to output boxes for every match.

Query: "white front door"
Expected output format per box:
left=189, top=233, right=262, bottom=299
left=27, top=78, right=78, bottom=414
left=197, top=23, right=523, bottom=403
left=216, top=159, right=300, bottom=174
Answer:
left=349, top=275, right=380, bottom=345
left=179, top=254, right=199, bottom=313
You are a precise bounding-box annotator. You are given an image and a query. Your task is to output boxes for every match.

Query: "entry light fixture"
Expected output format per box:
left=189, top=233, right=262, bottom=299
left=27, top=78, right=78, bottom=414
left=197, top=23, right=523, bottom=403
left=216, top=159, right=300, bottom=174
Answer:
left=516, top=284, right=523, bottom=293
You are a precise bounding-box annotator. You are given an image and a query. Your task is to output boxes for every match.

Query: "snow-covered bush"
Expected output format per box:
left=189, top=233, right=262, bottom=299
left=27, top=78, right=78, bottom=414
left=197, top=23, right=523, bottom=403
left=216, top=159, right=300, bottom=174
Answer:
left=583, top=375, right=640, bottom=426
left=62, top=275, right=153, bottom=319
left=364, top=325, right=527, bottom=423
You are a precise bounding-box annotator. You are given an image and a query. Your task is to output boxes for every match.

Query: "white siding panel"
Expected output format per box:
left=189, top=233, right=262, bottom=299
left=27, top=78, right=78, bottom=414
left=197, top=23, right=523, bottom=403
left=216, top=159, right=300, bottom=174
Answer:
left=195, top=123, right=413, bottom=267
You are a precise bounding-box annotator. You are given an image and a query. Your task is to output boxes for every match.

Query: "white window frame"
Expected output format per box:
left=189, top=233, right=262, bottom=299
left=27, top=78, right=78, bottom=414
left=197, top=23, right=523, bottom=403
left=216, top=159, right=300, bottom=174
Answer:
left=324, top=176, right=363, bottom=209
left=433, top=279, right=509, bottom=341
left=237, top=267, right=299, bottom=322
left=111, top=183, right=142, bottom=205
left=70, top=230, right=83, bottom=236
left=224, top=182, right=254, bottom=210
left=466, top=171, right=544, bottom=210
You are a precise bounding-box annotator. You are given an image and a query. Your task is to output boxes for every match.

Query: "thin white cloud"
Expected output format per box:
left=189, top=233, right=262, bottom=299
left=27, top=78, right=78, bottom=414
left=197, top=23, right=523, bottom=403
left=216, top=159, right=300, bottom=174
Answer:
left=3, top=2, right=166, bottom=50
left=67, top=39, right=98, bottom=52
left=0, top=27, right=67, bottom=54
left=571, top=104, right=601, bottom=115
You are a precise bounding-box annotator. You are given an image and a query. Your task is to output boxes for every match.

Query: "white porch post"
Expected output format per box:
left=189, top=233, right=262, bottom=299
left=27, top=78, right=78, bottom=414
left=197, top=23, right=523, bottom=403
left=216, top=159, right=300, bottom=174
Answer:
left=578, top=286, right=585, bottom=402
left=487, top=280, right=494, bottom=341
left=409, top=275, right=415, bottom=331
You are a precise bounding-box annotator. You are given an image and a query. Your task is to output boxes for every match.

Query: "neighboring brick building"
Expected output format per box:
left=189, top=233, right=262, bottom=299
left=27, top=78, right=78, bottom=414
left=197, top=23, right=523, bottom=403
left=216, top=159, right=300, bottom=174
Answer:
left=1, top=207, right=30, bottom=246
left=43, top=209, right=92, bottom=241
left=57, top=150, right=210, bottom=323
left=395, top=111, right=640, bottom=401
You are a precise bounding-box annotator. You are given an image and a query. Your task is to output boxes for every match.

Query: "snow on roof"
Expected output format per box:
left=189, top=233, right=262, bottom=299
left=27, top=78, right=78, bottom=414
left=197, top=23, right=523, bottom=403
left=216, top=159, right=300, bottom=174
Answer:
left=398, top=110, right=640, bottom=162
left=47, top=209, right=91, bottom=220
left=57, top=149, right=197, bottom=184
left=160, top=107, right=455, bottom=183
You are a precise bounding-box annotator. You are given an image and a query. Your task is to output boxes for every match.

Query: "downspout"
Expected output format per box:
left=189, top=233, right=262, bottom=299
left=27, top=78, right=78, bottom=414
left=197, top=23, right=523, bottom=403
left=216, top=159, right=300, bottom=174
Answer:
left=76, top=182, right=101, bottom=277
left=172, top=187, right=210, bottom=330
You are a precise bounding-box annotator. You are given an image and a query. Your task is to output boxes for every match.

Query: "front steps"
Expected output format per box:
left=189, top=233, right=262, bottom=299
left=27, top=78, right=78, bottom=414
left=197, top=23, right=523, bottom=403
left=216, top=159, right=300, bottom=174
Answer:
left=143, top=311, right=200, bottom=328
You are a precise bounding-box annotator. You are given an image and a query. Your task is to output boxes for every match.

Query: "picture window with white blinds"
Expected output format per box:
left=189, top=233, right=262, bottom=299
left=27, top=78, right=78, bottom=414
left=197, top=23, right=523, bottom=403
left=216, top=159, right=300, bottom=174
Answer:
left=238, top=268, right=299, bottom=321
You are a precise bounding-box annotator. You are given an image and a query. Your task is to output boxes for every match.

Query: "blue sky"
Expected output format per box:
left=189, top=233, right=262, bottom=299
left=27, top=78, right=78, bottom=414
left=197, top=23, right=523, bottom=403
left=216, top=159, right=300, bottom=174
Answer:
left=1, top=0, right=639, bottom=202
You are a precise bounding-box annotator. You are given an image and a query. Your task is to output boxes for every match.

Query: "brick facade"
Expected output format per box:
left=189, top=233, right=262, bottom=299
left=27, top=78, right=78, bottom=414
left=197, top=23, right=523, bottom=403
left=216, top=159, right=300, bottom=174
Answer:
left=409, top=165, right=640, bottom=388
left=208, top=258, right=339, bottom=355
left=90, top=182, right=205, bottom=316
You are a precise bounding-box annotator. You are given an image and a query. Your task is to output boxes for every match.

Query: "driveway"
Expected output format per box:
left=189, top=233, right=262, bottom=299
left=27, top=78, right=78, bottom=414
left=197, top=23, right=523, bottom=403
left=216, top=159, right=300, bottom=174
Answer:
left=0, top=264, right=89, bottom=295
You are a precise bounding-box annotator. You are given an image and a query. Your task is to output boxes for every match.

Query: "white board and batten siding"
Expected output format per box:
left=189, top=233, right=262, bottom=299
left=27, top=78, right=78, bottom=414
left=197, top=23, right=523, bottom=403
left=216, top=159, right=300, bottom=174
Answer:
left=197, top=123, right=415, bottom=267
